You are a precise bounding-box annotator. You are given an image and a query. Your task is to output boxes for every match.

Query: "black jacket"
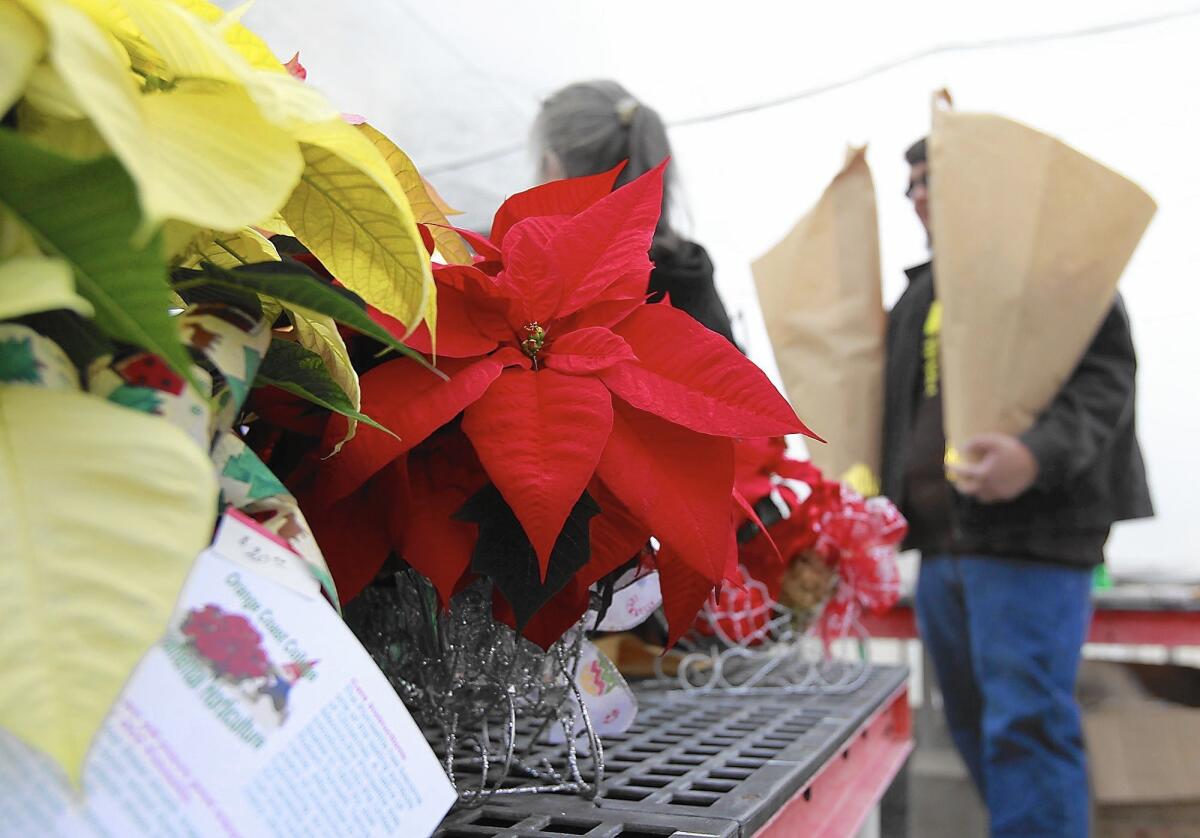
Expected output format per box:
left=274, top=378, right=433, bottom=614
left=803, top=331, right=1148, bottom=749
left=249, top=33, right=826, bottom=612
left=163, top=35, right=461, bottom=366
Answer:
left=649, top=239, right=738, bottom=346
left=881, top=262, right=1153, bottom=567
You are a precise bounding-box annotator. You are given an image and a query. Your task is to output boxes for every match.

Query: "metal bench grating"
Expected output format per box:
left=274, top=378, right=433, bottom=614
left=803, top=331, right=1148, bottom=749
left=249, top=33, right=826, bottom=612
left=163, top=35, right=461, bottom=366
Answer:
left=434, top=665, right=908, bottom=837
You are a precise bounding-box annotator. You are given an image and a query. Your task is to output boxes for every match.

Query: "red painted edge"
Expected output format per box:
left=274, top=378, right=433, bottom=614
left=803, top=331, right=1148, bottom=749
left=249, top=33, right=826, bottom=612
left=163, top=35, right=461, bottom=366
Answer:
left=755, top=684, right=913, bottom=837
left=862, top=606, right=1200, bottom=647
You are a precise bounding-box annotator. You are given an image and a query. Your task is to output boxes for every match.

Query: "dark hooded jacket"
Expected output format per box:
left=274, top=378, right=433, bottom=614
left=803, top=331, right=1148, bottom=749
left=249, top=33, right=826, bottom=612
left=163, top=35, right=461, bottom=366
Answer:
left=649, top=239, right=738, bottom=347
left=881, top=261, right=1153, bottom=567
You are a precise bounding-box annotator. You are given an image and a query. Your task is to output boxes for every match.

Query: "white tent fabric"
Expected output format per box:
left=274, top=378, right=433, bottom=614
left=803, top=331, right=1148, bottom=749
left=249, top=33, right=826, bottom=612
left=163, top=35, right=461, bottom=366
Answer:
left=228, top=0, right=1200, bottom=578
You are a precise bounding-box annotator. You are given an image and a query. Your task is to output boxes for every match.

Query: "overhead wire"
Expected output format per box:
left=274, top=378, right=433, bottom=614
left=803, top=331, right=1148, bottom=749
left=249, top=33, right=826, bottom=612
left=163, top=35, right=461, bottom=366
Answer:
left=421, top=5, right=1200, bottom=176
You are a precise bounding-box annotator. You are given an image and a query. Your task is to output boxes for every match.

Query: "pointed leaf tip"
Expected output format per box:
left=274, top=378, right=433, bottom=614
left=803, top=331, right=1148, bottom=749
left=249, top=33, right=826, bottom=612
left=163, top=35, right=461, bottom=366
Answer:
left=604, top=304, right=810, bottom=438
left=462, top=369, right=613, bottom=577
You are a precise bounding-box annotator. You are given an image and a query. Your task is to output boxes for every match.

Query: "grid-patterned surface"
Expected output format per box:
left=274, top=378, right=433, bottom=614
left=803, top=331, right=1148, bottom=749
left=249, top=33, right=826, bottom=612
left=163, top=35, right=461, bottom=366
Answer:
left=436, top=806, right=734, bottom=838
left=435, top=665, right=908, bottom=837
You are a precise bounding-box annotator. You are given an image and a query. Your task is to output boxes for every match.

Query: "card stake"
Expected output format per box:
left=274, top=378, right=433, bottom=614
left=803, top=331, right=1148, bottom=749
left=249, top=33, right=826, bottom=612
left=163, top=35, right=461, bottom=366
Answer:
left=214, top=508, right=320, bottom=599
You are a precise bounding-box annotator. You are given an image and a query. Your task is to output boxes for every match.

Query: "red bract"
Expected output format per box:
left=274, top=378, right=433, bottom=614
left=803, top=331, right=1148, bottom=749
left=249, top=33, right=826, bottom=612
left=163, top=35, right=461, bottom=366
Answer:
left=283, top=52, right=307, bottom=81
left=303, top=163, right=812, bottom=646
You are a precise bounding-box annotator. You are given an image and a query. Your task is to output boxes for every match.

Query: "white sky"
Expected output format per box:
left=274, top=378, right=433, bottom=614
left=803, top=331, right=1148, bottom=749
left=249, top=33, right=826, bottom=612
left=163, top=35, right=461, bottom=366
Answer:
left=231, top=1, right=1200, bottom=578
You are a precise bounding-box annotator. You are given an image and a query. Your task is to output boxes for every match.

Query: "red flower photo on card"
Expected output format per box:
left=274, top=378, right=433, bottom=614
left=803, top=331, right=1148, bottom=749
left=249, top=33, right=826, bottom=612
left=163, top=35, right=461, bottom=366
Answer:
left=177, top=603, right=317, bottom=728
left=183, top=605, right=270, bottom=680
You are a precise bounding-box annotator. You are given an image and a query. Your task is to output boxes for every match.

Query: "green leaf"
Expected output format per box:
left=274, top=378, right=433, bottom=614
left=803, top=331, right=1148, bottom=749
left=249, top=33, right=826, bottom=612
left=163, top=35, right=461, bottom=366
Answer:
left=174, top=260, right=442, bottom=375
left=255, top=338, right=397, bottom=438
left=175, top=277, right=263, bottom=318
left=287, top=306, right=360, bottom=455
left=0, top=129, right=194, bottom=388
left=456, top=484, right=600, bottom=634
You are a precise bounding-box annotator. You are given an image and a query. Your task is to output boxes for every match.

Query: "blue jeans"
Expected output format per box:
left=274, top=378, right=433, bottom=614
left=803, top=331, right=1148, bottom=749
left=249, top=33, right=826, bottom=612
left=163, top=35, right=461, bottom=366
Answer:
left=916, top=554, right=1093, bottom=838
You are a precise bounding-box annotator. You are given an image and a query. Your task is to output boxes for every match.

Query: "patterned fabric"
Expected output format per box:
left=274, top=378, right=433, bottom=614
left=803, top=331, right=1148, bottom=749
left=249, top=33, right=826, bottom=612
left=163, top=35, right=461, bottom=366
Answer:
left=14, top=303, right=339, bottom=607
left=212, top=432, right=338, bottom=605
left=0, top=324, right=79, bottom=391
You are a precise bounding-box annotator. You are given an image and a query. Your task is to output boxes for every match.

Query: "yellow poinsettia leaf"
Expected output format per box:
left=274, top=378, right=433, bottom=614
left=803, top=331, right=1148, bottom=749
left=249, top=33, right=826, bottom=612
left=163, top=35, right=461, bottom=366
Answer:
left=357, top=123, right=471, bottom=266
left=18, top=62, right=110, bottom=158
left=16, top=99, right=110, bottom=159
left=254, top=212, right=293, bottom=238
left=293, top=117, right=411, bottom=201
left=241, top=69, right=339, bottom=131
left=0, top=255, right=94, bottom=319
left=22, top=62, right=85, bottom=120
left=0, top=385, right=218, bottom=782
left=0, top=1, right=45, bottom=114
left=140, top=87, right=303, bottom=231
left=180, top=226, right=280, bottom=269
left=160, top=219, right=203, bottom=264
left=420, top=283, right=437, bottom=351
left=165, top=0, right=285, bottom=73
left=283, top=119, right=434, bottom=334
left=116, top=0, right=231, bottom=80
left=288, top=307, right=360, bottom=453
left=118, top=0, right=335, bottom=130
left=259, top=294, right=282, bottom=325
left=38, top=0, right=303, bottom=232
left=59, top=0, right=167, bottom=77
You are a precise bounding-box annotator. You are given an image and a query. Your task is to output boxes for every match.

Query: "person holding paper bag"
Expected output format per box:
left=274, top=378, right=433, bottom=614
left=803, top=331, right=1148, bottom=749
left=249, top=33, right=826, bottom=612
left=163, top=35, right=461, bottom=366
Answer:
left=882, top=122, right=1154, bottom=838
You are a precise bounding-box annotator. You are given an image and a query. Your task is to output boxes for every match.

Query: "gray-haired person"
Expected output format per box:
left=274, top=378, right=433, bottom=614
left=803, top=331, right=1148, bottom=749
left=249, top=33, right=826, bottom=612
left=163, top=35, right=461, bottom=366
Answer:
left=534, top=80, right=738, bottom=346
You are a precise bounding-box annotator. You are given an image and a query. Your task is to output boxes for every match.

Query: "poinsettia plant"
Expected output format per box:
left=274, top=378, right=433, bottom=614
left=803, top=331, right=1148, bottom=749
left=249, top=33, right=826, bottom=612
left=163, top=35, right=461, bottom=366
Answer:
left=0, top=0, right=446, bottom=781
left=733, top=438, right=906, bottom=645
left=280, top=163, right=814, bottom=647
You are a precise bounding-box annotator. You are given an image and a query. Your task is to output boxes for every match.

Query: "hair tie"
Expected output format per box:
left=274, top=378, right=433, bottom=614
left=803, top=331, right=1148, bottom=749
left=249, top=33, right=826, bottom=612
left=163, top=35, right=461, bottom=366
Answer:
left=616, top=96, right=639, bottom=127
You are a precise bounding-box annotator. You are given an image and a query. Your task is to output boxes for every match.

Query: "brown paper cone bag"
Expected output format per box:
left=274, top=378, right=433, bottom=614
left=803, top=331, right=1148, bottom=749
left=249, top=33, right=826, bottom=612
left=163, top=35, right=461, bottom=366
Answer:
left=752, top=147, right=884, bottom=493
left=929, top=102, right=1156, bottom=455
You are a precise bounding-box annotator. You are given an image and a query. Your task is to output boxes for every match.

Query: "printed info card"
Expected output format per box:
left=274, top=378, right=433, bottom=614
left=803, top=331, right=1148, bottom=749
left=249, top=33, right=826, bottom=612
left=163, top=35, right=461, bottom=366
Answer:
left=0, top=513, right=456, bottom=837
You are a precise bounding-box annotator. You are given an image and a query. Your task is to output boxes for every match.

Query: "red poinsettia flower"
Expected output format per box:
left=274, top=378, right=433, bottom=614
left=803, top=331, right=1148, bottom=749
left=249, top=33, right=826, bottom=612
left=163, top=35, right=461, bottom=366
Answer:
left=300, top=163, right=813, bottom=646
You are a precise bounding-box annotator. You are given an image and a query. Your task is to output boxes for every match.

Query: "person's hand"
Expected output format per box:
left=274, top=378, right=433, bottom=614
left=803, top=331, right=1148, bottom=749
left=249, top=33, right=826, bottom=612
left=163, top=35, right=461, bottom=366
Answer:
left=948, top=433, right=1039, bottom=503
